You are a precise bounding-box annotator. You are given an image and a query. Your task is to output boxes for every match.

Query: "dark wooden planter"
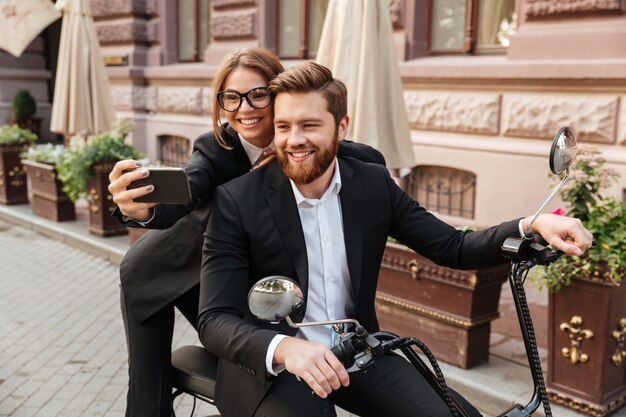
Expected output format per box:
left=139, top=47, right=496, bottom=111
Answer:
left=0, top=144, right=28, bottom=204
left=87, top=161, right=127, bottom=237
left=376, top=242, right=509, bottom=369
left=22, top=160, right=76, bottom=222
left=547, top=277, right=626, bottom=417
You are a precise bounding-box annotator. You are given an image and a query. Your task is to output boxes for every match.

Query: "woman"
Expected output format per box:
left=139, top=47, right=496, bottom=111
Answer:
left=107, top=48, right=385, bottom=417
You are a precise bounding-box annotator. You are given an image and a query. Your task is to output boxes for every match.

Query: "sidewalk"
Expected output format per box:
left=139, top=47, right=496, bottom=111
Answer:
left=0, top=202, right=622, bottom=417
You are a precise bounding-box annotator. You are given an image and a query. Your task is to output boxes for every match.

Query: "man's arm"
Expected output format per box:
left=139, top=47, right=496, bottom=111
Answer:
left=383, top=167, right=592, bottom=270
left=198, top=185, right=278, bottom=380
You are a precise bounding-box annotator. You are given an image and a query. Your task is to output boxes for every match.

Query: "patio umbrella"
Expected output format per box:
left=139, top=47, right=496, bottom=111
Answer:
left=316, top=0, right=415, bottom=169
left=50, top=0, right=116, bottom=138
left=0, top=0, right=61, bottom=57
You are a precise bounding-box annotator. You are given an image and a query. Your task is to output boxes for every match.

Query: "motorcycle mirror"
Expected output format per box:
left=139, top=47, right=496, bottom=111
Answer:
left=526, top=126, right=577, bottom=236
left=248, top=276, right=304, bottom=323
left=549, top=126, right=577, bottom=175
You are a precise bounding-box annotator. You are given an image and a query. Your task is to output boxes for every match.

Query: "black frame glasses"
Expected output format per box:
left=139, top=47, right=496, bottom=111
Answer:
left=217, top=87, right=272, bottom=112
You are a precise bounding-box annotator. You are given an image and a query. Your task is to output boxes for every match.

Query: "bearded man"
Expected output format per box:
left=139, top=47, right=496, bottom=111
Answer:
left=197, top=62, right=593, bottom=417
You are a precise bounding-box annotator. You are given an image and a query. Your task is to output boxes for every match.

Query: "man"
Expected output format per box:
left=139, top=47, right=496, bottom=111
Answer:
left=198, top=62, right=593, bottom=417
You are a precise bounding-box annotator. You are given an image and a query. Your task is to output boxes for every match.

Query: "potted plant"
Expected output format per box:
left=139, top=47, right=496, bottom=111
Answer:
left=9, top=89, right=40, bottom=138
left=536, top=145, right=626, bottom=416
left=0, top=124, right=37, bottom=204
left=57, top=130, right=142, bottom=236
left=21, top=144, right=76, bottom=221
left=376, top=236, right=509, bottom=369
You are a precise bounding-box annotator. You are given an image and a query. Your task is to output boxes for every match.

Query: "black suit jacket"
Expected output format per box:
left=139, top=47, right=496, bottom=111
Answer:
left=198, top=157, right=519, bottom=417
left=119, top=125, right=385, bottom=323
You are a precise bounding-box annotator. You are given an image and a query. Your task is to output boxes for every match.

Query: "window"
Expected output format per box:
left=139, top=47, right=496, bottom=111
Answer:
left=277, top=0, right=329, bottom=58
left=158, top=135, right=190, bottom=167
left=178, top=0, right=210, bottom=62
left=429, top=0, right=516, bottom=54
left=403, top=166, right=476, bottom=219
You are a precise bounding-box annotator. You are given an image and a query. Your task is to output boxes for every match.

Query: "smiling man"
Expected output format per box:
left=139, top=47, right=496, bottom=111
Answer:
left=197, top=62, right=593, bottom=417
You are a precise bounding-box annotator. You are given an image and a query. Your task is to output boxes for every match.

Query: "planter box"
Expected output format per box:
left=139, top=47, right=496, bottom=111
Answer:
left=547, top=278, right=626, bottom=416
left=376, top=242, right=509, bottom=369
left=87, top=161, right=127, bottom=237
left=0, top=145, right=28, bottom=204
left=22, top=160, right=75, bottom=222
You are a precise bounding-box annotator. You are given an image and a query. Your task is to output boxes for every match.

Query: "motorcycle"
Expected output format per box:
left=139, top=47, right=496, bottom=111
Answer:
left=170, top=126, right=580, bottom=417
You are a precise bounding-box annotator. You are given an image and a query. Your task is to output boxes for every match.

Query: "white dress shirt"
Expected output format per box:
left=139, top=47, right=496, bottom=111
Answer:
left=239, top=133, right=274, bottom=167
left=265, top=159, right=355, bottom=374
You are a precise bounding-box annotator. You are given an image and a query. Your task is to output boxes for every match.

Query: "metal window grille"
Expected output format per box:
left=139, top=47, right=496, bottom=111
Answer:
left=403, top=165, right=476, bottom=219
left=158, top=135, right=190, bottom=167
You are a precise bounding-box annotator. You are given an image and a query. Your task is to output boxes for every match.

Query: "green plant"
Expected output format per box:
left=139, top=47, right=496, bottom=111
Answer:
left=57, top=132, right=142, bottom=202
left=536, top=146, right=626, bottom=290
left=12, top=89, right=37, bottom=122
left=0, top=124, right=37, bottom=146
left=21, top=144, right=66, bottom=166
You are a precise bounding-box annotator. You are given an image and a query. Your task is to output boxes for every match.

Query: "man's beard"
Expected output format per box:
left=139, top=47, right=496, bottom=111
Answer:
left=277, top=129, right=339, bottom=185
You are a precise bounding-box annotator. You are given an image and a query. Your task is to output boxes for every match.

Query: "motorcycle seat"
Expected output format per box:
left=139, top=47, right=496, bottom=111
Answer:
left=171, top=345, right=218, bottom=403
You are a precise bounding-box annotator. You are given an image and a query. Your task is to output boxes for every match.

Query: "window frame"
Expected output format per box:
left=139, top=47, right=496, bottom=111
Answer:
left=275, top=0, right=324, bottom=59
left=427, top=0, right=513, bottom=56
left=176, top=0, right=209, bottom=63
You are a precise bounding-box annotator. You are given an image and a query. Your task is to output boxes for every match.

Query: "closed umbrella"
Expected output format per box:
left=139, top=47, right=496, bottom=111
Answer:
left=316, top=0, right=415, bottom=169
left=50, top=0, right=116, bottom=138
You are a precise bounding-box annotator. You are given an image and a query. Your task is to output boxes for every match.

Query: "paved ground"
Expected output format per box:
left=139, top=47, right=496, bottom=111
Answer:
left=0, top=219, right=218, bottom=417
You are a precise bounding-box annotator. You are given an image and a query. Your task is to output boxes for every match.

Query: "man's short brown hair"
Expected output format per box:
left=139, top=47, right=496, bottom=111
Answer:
left=268, top=62, right=347, bottom=126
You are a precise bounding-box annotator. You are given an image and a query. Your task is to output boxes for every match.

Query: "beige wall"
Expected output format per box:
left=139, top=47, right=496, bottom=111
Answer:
left=89, top=0, right=626, bottom=226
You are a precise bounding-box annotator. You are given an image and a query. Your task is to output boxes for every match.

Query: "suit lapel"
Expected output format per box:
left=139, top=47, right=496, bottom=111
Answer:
left=265, top=163, right=309, bottom=293
left=222, top=124, right=253, bottom=170
left=338, top=161, right=364, bottom=300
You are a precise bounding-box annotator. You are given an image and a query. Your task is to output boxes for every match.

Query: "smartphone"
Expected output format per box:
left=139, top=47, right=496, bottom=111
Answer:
left=127, top=167, right=192, bottom=204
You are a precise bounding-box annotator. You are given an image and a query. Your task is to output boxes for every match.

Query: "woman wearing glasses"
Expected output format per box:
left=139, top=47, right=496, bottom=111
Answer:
left=107, top=48, right=384, bottom=417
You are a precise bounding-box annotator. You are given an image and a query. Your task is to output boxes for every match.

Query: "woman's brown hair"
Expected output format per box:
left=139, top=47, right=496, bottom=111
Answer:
left=211, top=47, right=285, bottom=148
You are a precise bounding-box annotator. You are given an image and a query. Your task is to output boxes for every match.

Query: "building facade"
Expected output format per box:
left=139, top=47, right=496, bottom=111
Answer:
left=1, top=0, right=625, bottom=226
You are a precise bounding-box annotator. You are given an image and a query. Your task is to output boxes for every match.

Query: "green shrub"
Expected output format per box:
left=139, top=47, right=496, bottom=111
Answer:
left=57, top=132, right=142, bottom=202
left=21, top=144, right=66, bottom=166
left=536, top=146, right=626, bottom=290
left=0, top=124, right=37, bottom=146
left=12, top=89, right=37, bottom=122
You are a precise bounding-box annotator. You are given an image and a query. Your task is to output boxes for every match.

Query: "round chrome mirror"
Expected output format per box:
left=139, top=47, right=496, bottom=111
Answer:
left=549, top=127, right=577, bottom=175
left=248, top=276, right=304, bottom=323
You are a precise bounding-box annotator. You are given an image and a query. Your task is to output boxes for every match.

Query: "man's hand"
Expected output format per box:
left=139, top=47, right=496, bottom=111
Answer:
left=274, top=337, right=349, bottom=398
left=522, top=213, right=594, bottom=256
left=108, top=159, right=156, bottom=222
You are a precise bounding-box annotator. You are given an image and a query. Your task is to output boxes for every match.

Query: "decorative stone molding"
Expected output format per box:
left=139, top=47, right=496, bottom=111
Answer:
left=525, top=0, right=623, bottom=19
left=91, top=0, right=157, bottom=18
left=502, top=94, right=617, bottom=143
left=157, top=87, right=205, bottom=115
left=211, top=12, right=256, bottom=39
left=96, top=21, right=156, bottom=44
left=404, top=91, right=500, bottom=135
left=110, top=85, right=150, bottom=111
left=388, top=0, right=404, bottom=29
left=212, top=0, right=257, bottom=9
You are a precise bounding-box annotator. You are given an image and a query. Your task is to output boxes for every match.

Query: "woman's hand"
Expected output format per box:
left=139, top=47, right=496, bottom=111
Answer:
left=108, top=160, right=156, bottom=222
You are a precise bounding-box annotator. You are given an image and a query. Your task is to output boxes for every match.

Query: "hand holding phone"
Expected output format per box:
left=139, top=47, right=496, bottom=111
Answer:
left=127, top=167, right=192, bottom=204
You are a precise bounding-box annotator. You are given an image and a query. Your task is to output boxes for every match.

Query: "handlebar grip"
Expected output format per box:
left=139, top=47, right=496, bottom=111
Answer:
left=331, top=339, right=355, bottom=362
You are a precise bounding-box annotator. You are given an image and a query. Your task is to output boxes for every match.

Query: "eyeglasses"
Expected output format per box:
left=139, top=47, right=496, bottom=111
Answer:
left=217, top=87, right=272, bottom=112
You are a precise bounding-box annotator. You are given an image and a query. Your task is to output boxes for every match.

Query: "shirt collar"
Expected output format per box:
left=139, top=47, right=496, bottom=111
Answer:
left=238, top=133, right=274, bottom=165
left=290, top=158, right=342, bottom=206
